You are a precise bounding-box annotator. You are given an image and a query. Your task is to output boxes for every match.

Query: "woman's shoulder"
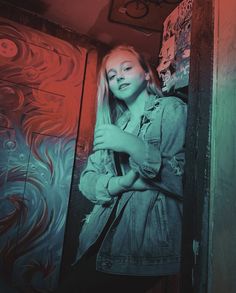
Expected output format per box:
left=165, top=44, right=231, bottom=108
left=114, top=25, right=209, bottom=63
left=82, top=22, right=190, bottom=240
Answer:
left=144, top=95, right=186, bottom=124
left=157, top=95, right=186, bottom=107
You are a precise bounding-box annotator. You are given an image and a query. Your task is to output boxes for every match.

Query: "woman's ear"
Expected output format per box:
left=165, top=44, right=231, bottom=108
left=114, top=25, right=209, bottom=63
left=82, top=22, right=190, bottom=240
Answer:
left=145, top=73, right=150, bottom=81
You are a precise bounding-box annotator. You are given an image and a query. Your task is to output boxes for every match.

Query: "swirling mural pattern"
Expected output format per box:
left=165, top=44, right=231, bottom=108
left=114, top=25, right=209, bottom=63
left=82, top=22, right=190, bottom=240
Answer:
left=0, top=17, right=87, bottom=292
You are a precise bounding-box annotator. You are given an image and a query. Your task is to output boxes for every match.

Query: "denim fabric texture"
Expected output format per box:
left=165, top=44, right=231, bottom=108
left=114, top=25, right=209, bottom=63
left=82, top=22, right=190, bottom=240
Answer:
left=75, top=95, right=187, bottom=276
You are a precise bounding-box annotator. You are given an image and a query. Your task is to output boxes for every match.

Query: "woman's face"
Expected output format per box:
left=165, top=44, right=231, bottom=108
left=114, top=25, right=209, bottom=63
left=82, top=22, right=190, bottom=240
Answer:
left=105, top=50, right=148, bottom=102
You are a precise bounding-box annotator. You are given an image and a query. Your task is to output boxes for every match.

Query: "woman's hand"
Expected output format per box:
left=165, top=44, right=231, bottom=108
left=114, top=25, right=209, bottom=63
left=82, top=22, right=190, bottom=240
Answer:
left=93, top=125, right=146, bottom=161
left=131, top=177, right=156, bottom=191
left=107, top=170, right=138, bottom=195
left=120, top=173, right=156, bottom=191
left=118, top=169, right=138, bottom=189
left=93, top=125, right=129, bottom=152
left=108, top=170, right=156, bottom=195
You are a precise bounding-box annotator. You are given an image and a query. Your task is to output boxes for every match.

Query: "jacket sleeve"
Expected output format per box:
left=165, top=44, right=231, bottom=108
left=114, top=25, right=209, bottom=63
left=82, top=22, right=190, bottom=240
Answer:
left=129, top=98, right=187, bottom=180
left=78, top=150, right=114, bottom=205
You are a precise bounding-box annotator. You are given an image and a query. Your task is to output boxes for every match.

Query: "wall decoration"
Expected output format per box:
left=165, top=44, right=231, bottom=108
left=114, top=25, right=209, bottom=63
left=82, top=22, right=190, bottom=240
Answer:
left=109, top=0, right=181, bottom=32
left=0, top=17, right=87, bottom=292
left=156, top=0, right=193, bottom=92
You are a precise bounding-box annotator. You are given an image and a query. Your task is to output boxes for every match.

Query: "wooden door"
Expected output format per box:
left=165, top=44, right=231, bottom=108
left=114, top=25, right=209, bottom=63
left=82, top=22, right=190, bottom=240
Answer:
left=0, top=17, right=87, bottom=292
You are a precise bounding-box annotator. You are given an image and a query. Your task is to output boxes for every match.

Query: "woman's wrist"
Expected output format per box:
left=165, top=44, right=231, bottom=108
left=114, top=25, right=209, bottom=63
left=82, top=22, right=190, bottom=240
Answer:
left=107, top=176, right=126, bottom=195
left=117, top=177, right=130, bottom=190
left=124, top=134, right=146, bottom=161
left=122, top=133, right=139, bottom=155
left=107, top=171, right=138, bottom=195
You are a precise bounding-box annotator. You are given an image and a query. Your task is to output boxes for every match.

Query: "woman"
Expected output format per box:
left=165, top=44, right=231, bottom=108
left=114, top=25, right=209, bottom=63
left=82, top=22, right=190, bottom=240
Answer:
left=58, top=45, right=187, bottom=292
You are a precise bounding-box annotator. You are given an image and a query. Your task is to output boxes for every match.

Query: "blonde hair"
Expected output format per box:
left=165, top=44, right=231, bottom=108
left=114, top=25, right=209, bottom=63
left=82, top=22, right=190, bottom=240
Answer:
left=95, top=45, right=162, bottom=128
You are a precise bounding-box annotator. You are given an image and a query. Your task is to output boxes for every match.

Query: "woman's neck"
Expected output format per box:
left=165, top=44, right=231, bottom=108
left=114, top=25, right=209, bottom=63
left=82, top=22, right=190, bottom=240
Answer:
left=125, top=89, right=149, bottom=119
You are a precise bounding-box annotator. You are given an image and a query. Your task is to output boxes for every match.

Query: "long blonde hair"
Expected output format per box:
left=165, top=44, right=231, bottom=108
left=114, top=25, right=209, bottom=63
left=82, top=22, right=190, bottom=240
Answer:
left=95, top=45, right=162, bottom=128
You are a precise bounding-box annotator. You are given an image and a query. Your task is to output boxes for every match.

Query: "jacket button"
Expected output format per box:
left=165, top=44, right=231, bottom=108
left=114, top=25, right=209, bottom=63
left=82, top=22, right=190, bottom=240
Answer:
left=102, top=260, right=112, bottom=269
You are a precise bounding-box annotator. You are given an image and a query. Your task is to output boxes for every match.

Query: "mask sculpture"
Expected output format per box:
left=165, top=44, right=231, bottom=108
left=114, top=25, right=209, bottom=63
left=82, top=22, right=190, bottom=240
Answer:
left=157, top=0, right=193, bottom=93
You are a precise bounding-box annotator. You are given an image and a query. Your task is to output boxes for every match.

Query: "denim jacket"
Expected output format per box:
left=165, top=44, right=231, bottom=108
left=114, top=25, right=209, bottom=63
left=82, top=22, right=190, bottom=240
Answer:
left=75, top=96, right=187, bottom=276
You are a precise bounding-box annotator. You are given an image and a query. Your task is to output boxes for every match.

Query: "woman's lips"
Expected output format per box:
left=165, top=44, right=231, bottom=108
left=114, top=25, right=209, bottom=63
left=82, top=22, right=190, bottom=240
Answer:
left=119, top=83, right=130, bottom=90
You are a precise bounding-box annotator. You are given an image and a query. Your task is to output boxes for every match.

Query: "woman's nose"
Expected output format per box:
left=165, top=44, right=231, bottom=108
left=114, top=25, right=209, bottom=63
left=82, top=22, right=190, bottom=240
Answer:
left=116, top=72, right=124, bottom=81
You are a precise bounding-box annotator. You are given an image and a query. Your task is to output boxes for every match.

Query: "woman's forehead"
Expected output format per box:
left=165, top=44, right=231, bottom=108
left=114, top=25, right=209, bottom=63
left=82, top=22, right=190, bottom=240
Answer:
left=105, top=50, right=138, bottom=70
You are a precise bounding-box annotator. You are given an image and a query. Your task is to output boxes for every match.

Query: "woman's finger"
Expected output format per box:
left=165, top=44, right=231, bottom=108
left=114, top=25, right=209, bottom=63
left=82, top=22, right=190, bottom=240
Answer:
left=126, top=171, right=139, bottom=184
left=94, top=129, right=105, bottom=139
left=93, top=143, right=103, bottom=151
left=93, top=137, right=104, bottom=146
left=93, top=142, right=109, bottom=151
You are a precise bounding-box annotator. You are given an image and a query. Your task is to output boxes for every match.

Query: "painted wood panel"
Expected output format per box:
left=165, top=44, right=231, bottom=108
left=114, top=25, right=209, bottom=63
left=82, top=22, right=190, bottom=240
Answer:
left=0, top=17, right=87, bottom=292
left=0, top=17, right=74, bottom=55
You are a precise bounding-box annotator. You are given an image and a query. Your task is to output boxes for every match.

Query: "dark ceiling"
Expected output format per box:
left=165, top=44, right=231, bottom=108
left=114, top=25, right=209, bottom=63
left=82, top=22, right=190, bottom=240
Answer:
left=1, top=0, right=181, bottom=64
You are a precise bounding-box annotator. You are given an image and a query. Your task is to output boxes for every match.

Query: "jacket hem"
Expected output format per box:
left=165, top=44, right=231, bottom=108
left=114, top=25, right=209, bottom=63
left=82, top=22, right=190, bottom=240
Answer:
left=96, top=255, right=181, bottom=276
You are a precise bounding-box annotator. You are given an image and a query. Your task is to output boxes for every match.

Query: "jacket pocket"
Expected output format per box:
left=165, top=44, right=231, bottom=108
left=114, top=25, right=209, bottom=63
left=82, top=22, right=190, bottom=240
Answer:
left=155, top=194, right=170, bottom=246
left=143, top=122, right=161, bottom=142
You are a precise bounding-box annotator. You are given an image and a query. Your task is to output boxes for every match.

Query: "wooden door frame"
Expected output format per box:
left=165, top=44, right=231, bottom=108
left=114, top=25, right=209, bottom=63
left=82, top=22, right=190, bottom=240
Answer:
left=181, top=0, right=214, bottom=292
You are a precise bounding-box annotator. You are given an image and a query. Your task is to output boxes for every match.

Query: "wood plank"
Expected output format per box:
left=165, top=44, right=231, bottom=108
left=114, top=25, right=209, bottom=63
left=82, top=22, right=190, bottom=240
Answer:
left=209, top=0, right=236, bottom=292
left=0, top=16, right=79, bottom=56
left=0, top=36, right=86, bottom=97
left=0, top=80, right=80, bottom=138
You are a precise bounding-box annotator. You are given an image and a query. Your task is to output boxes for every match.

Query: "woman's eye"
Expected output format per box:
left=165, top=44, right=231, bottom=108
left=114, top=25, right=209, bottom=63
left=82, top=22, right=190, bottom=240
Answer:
left=108, top=75, right=115, bottom=81
left=124, top=66, right=132, bottom=71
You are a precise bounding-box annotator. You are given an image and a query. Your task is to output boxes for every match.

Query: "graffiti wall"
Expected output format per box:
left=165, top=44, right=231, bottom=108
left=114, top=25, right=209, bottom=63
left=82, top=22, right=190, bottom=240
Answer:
left=157, top=0, right=193, bottom=93
left=0, top=17, right=87, bottom=292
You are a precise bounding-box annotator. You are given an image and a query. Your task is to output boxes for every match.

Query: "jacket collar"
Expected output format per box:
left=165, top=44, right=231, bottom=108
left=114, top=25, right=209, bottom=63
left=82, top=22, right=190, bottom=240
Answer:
left=116, top=94, right=160, bottom=129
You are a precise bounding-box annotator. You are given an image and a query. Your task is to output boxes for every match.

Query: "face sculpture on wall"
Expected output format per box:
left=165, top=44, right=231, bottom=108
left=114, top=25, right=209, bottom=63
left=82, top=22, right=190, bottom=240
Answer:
left=157, top=0, right=193, bottom=93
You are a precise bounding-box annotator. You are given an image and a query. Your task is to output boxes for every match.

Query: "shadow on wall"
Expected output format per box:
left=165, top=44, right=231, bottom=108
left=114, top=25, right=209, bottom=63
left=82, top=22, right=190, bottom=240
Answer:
left=2, top=0, right=50, bottom=14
